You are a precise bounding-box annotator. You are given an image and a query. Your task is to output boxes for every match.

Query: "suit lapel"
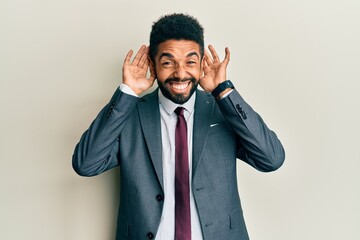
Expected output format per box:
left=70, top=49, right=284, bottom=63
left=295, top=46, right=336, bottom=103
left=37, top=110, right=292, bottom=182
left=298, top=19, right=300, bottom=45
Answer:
left=137, top=90, right=164, bottom=190
left=136, top=89, right=214, bottom=189
left=192, top=90, right=214, bottom=176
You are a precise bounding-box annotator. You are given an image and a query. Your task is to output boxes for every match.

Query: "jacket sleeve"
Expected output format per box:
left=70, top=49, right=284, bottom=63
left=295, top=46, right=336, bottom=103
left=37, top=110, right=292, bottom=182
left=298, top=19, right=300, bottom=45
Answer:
left=217, top=89, right=285, bottom=172
left=72, top=88, right=139, bottom=176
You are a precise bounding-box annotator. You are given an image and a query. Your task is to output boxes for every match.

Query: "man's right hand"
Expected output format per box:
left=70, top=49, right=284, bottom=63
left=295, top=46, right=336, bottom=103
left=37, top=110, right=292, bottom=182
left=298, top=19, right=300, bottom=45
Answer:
left=122, top=45, right=156, bottom=95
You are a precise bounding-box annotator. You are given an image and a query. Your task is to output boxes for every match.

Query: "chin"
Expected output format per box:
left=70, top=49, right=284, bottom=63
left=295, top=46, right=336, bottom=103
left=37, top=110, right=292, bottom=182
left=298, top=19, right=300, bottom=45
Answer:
left=160, top=85, right=197, bottom=104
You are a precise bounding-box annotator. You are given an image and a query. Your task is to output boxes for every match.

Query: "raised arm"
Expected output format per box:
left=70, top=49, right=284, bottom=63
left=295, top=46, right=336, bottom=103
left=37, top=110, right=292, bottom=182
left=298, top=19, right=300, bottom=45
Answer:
left=200, top=45, right=285, bottom=172
left=72, top=45, right=155, bottom=176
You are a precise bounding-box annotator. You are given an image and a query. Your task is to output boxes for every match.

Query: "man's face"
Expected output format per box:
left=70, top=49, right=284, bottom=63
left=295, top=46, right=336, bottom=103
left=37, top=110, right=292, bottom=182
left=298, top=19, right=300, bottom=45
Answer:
left=153, top=40, right=203, bottom=104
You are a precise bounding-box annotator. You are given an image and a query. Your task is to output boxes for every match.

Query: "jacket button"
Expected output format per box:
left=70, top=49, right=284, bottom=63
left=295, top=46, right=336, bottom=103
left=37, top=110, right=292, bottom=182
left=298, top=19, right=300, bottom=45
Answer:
left=236, top=104, right=247, bottom=119
left=241, top=112, right=247, bottom=119
left=147, top=232, right=154, bottom=239
left=236, top=104, right=243, bottom=113
left=156, top=194, right=163, bottom=201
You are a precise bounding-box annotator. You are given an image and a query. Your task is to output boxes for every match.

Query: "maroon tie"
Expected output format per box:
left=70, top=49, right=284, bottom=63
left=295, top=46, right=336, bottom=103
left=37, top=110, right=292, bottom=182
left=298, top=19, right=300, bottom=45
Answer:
left=174, top=107, right=191, bottom=240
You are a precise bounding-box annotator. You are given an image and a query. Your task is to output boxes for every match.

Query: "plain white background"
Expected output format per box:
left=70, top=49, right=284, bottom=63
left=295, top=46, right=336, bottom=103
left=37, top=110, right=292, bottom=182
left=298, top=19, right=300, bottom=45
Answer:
left=1, top=0, right=359, bottom=239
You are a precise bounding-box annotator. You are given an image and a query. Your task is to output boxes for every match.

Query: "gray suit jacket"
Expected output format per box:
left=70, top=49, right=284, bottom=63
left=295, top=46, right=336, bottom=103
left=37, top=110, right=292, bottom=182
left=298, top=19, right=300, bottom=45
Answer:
left=72, top=88, right=285, bottom=240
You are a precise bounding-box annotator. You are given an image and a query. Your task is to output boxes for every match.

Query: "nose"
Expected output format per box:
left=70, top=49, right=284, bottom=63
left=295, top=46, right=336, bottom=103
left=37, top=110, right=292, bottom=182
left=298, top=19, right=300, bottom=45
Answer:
left=174, top=64, right=186, bottom=80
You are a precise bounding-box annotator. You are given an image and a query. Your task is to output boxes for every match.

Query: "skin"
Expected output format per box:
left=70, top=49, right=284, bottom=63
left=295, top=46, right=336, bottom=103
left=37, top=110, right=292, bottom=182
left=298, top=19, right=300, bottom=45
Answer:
left=122, top=40, right=231, bottom=101
left=155, top=40, right=201, bottom=104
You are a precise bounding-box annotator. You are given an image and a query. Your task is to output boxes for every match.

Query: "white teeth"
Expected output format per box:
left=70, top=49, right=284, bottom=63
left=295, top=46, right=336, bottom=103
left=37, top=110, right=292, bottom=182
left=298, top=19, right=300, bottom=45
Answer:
left=171, top=83, right=188, bottom=90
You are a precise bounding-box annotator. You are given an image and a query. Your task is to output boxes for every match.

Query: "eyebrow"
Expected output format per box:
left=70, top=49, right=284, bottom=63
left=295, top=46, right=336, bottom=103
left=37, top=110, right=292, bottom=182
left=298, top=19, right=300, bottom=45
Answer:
left=159, top=51, right=200, bottom=61
left=159, top=52, right=174, bottom=60
left=187, top=52, right=200, bottom=59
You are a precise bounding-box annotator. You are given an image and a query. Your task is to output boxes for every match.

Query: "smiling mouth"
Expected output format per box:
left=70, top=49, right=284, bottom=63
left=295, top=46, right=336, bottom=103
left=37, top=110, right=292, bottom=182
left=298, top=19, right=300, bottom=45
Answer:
left=169, top=81, right=191, bottom=93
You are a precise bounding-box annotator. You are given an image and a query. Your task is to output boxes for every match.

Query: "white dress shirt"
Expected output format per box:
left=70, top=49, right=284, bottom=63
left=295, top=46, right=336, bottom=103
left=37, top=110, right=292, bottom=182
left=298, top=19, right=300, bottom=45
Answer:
left=120, top=84, right=203, bottom=239
left=155, top=90, right=203, bottom=240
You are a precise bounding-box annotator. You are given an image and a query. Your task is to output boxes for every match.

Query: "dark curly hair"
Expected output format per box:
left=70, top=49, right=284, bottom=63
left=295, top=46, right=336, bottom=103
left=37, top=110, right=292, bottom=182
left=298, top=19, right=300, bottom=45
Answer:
left=149, top=13, right=204, bottom=64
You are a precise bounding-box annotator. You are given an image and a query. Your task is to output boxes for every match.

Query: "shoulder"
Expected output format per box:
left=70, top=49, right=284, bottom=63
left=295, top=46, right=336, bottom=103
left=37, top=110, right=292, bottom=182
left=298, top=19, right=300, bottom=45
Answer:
left=138, top=88, right=159, bottom=103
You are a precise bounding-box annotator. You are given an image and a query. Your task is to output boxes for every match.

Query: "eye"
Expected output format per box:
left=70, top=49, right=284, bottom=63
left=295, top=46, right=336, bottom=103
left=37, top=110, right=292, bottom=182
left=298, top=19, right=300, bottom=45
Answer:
left=161, top=61, right=172, bottom=67
left=188, top=60, right=196, bottom=64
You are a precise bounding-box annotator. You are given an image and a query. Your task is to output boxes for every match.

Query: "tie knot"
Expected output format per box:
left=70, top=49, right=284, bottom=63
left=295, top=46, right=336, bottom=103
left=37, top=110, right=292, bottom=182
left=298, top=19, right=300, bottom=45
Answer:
left=174, top=107, right=185, bottom=117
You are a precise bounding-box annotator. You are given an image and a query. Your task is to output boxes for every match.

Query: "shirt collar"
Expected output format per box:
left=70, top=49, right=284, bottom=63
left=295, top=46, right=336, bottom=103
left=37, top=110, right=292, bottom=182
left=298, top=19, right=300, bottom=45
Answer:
left=158, top=89, right=196, bottom=116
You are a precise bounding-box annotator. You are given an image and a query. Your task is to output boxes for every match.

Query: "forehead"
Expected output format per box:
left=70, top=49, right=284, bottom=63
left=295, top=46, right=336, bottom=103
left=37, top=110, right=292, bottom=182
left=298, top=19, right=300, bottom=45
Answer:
left=156, top=40, right=200, bottom=59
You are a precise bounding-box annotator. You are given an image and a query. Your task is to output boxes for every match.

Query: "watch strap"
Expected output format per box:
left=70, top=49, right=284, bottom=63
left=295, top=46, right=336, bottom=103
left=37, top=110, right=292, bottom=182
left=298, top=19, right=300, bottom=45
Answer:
left=211, top=80, right=234, bottom=98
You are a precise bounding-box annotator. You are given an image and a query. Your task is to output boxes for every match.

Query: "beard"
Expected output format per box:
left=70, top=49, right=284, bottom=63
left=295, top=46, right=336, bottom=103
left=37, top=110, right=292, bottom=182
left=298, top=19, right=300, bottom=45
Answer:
left=157, top=77, right=199, bottom=104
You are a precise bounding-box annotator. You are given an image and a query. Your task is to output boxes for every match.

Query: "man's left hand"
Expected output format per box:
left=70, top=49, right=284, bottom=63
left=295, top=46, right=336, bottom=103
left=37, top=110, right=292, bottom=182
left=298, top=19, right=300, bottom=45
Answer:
left=199, top=45, right=230, bottom=93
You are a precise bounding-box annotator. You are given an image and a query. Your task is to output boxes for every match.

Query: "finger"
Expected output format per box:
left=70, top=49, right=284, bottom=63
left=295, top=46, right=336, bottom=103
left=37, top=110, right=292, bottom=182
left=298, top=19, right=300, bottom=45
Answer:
left=139, top=46, right=149, bottom=68
left=204, top=50, right=213, bottom=66
left=208, top=45, right=220, bottom=63
left=141, top=58, right=149, bottom=72
left=132, top=45, right=147, bottom=66
left=124, top=49, right=133, bottom=66
left=222, top=47, right=231, bottom=66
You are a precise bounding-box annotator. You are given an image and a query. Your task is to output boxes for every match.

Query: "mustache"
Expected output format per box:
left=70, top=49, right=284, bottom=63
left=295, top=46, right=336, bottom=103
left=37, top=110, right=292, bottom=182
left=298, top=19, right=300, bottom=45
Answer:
left=163, top=77, right=196, bottom=85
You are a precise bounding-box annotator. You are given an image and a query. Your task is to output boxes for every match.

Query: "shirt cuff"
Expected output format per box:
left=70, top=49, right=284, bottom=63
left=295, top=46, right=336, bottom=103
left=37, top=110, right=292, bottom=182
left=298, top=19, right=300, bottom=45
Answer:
left=220, top=89, right=233, bottom=99
left=119, top=83, right=138, bottom=97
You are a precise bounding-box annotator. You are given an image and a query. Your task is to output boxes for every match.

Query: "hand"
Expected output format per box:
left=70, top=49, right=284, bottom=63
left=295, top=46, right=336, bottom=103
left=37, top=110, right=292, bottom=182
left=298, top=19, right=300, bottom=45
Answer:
left=122, top=45, right=156, bottom=95
left=199, top=45, right=230, bottom=93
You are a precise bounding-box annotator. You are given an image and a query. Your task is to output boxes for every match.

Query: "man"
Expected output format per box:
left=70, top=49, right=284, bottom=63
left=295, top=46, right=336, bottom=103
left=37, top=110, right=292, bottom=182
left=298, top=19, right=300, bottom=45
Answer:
left=73, top=13, right=285, bottom=240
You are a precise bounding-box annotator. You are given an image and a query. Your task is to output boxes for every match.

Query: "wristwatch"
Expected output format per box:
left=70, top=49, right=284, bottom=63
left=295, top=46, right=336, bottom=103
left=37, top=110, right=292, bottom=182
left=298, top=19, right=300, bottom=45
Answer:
left=211, top=80, right=234, bottom=98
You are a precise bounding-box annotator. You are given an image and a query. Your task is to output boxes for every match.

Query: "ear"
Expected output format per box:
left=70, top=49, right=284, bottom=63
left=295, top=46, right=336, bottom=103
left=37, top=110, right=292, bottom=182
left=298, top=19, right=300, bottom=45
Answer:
left=148, top=57, right=157, bottom=79
left=201, top=55, right=206, bottom=74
